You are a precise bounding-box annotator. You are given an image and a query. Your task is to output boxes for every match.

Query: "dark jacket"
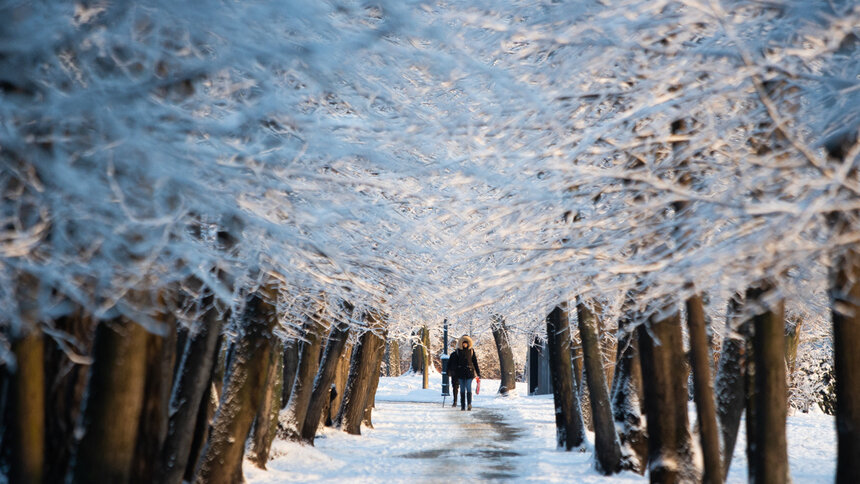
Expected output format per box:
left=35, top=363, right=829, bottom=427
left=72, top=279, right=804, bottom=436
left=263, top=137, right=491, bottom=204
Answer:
left=447, top=350, right=460, bottom=380
left=451, top=347, right=481, bottom=380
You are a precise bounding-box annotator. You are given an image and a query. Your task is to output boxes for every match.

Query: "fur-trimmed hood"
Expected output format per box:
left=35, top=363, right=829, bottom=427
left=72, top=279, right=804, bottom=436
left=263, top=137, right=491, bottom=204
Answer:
left=457, top=335, right=474, bottom=349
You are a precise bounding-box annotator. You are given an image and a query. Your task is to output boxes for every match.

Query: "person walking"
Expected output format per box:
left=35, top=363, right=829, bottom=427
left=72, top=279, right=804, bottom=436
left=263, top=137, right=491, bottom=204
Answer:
left=448, top=341, right=460, bottom=407
left=452, top=335, right=481, bottom=411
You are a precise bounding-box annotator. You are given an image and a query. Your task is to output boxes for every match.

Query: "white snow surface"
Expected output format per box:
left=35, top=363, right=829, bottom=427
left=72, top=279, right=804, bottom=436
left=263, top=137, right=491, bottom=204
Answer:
left=246, top=374, right=836, bottom=483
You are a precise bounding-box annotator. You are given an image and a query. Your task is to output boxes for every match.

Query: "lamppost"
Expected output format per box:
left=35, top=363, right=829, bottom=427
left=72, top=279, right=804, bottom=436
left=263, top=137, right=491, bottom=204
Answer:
left=441, top=318, right=449, bottom=404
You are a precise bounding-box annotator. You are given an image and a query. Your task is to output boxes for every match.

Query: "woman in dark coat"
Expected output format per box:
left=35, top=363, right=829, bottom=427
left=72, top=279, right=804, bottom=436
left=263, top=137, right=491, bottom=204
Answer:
left=452, top=335, right=481, bottom=410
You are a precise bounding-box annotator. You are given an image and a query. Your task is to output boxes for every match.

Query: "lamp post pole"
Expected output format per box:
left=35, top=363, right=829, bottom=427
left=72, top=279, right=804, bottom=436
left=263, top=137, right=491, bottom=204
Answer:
left=441, top=319, right=450, bottom=402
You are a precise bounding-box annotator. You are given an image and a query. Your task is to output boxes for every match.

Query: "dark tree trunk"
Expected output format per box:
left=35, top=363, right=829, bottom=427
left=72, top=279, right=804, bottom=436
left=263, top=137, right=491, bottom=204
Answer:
left=44, top=309, right=94, bottom=484
left=194, top=291, right=278, bottom=484
left=685, top=294, right=721, bottom=484
left=328, top=343, right=353, bottom=426
left=182, top=379, right=218, bottom=483
left=281, top=338, right=300, bottom=408
left=577, top=300, right=622, bottom=474
left=159, top=297, right=224, bottom=484
left=70, top=316, right=150, bottom=484
left=491, top=316, right=517, bottom=395
left=302, top=321, right=351, bottom=444
left=746, top=283, right=789, bottom=484
left=279, top=313, right=325, bottom=441
left=131, top=309, right=176, bottom=484
left=248, top=341, right=283, bottom=469
left=545, top=303, right=586, bottom=450
left=832, top=247, right=860, bottom=483
left=411, top=328, right=423, bottom=374
left=638, top=307, right=696, bottom=483
left=336, top=314, right=384, bottom=435
left=9, top=327, right=45, bottom=484
left=421, top=326, right=430, bottom=389
left=363, top=335, right=385, bottom=429
left=611, top=325, right=647, bottom=474
left=715, top=292, right=748, bottom=479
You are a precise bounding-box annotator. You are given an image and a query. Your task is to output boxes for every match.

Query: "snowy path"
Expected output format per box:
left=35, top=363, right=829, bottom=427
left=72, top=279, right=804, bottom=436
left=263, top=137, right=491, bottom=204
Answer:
left=246, top=375, right=836, bottom=483
left=245, top=400, right=534, bottom=483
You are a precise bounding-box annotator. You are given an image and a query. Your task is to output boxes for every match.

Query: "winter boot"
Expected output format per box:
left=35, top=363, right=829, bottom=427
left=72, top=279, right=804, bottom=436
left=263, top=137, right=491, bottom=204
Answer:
left=452, top=393, right=457, bottom=407
left=467, top=392, right=472, bottom=411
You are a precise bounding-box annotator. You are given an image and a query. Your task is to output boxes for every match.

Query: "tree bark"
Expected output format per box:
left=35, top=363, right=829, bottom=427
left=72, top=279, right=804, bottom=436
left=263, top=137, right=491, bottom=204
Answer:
left=194, top=290, right=278, bottom=484
left=491, top=316, right=517, bottom=395
left=638, top=306, right=696, bottom=483
left=545, top=303, right=586, bottom=450
left=611, top=325, right=647, bottom=474
left=746, top=283, right=789, bottom=484
left=182, top=379, right=219, bottom=483
left=302, top=321, right=351, bottom=444
left=9, top=327, right=45, bottom=484
left=70, top=316, right=149, bottom=484
left=336, top=314, right=384, bottom=435
left=363, top=334, right=386, bottom=429
left=159, top=295, right=224, bottom=484
left=248, top=341, right=283, bottom=469
left=44, top=308, right=94, bottom=484
left=329, top=343, right=352, bottom=426
left=421, top=325, right=430, bottom=389
left=685, top=294, right=721, bottom=484
left=832, top=247, right=860, bottom=483
left=281, top=338, right=300, bottom=408
left=577, top=300, right=622, bottom=474
left=715, top=292, right=748, bottom=479
left=131, top=311, right=176, bottom=484
left=279, top=312, right=325, bottom=441
left=386, top=339, right=401, bottom=377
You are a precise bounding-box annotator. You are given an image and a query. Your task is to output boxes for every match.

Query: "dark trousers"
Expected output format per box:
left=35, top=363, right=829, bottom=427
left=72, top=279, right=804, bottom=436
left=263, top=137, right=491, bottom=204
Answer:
left=451, top=379, right=460, bottom=404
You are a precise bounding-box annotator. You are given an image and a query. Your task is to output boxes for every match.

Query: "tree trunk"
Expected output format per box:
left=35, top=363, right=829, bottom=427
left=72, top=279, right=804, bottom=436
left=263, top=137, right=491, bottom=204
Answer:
left=183, top=380, right=219, bottom=483
left=328, top=343, right=353, bottom=426
left=386, top=339, right=401, bottom=377
left=70, top=316, right=149, bottom=484
left=577, top=300, right=622, bottom=474
left=784, top=315, right=802, bottom=381
left=279, top=313, right=325, bottom=441
left=159, top=297, right=224, bottom=484
left=248, top=341, right=283, bottom=469
left=545, top=303, right=586, bottom=450
left=281, top=338, right=300, bottom=408
left=363, top=335, right=386, bottom=429
left=44, top=309, right=94, bottom=484
left=421, top=326, right=430, bottom=389
left=411, top=328, right=423, bottom=374
left=9, top=327, right=45, bottom=484
left=685, top=294, right=721, bottom=484
left=131, top=311, right=176, bottom=484
left=638, top=306, right=696, bottom=483
left=194, top=291, right=277, bottom=484
left=491, top=316, right=517, bottom=395
left=336, top=315, right=384, bottom=435
left=715, top=292, right=748, bottom=479
left=302, top=321, right=351, bottom=444
left=571, top=329, right=592, bottom=431
left=832, top=247, right=860, bottom=483
left=611, top=325, right=647, bottom=474
left=746, top=283, right=789, bottom=484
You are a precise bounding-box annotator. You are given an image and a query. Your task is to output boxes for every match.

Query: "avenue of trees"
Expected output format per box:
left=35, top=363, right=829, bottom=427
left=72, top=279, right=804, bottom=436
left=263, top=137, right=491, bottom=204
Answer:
left=1, top=1, right=858, bottom=483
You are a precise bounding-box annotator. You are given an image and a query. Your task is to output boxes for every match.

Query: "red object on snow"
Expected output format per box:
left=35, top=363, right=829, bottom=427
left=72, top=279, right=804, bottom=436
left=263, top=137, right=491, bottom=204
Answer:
left=476, top=377, right=481, bottom=394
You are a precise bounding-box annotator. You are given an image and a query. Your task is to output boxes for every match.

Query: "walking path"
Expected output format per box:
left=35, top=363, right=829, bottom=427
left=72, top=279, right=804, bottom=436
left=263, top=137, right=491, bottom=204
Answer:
left=245, top=376, right=836, bottom=483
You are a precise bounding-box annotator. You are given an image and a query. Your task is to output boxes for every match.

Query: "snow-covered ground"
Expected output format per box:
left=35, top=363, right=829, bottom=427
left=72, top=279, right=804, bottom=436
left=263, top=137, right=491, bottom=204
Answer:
left=246, top=374, right=836, bottom=483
